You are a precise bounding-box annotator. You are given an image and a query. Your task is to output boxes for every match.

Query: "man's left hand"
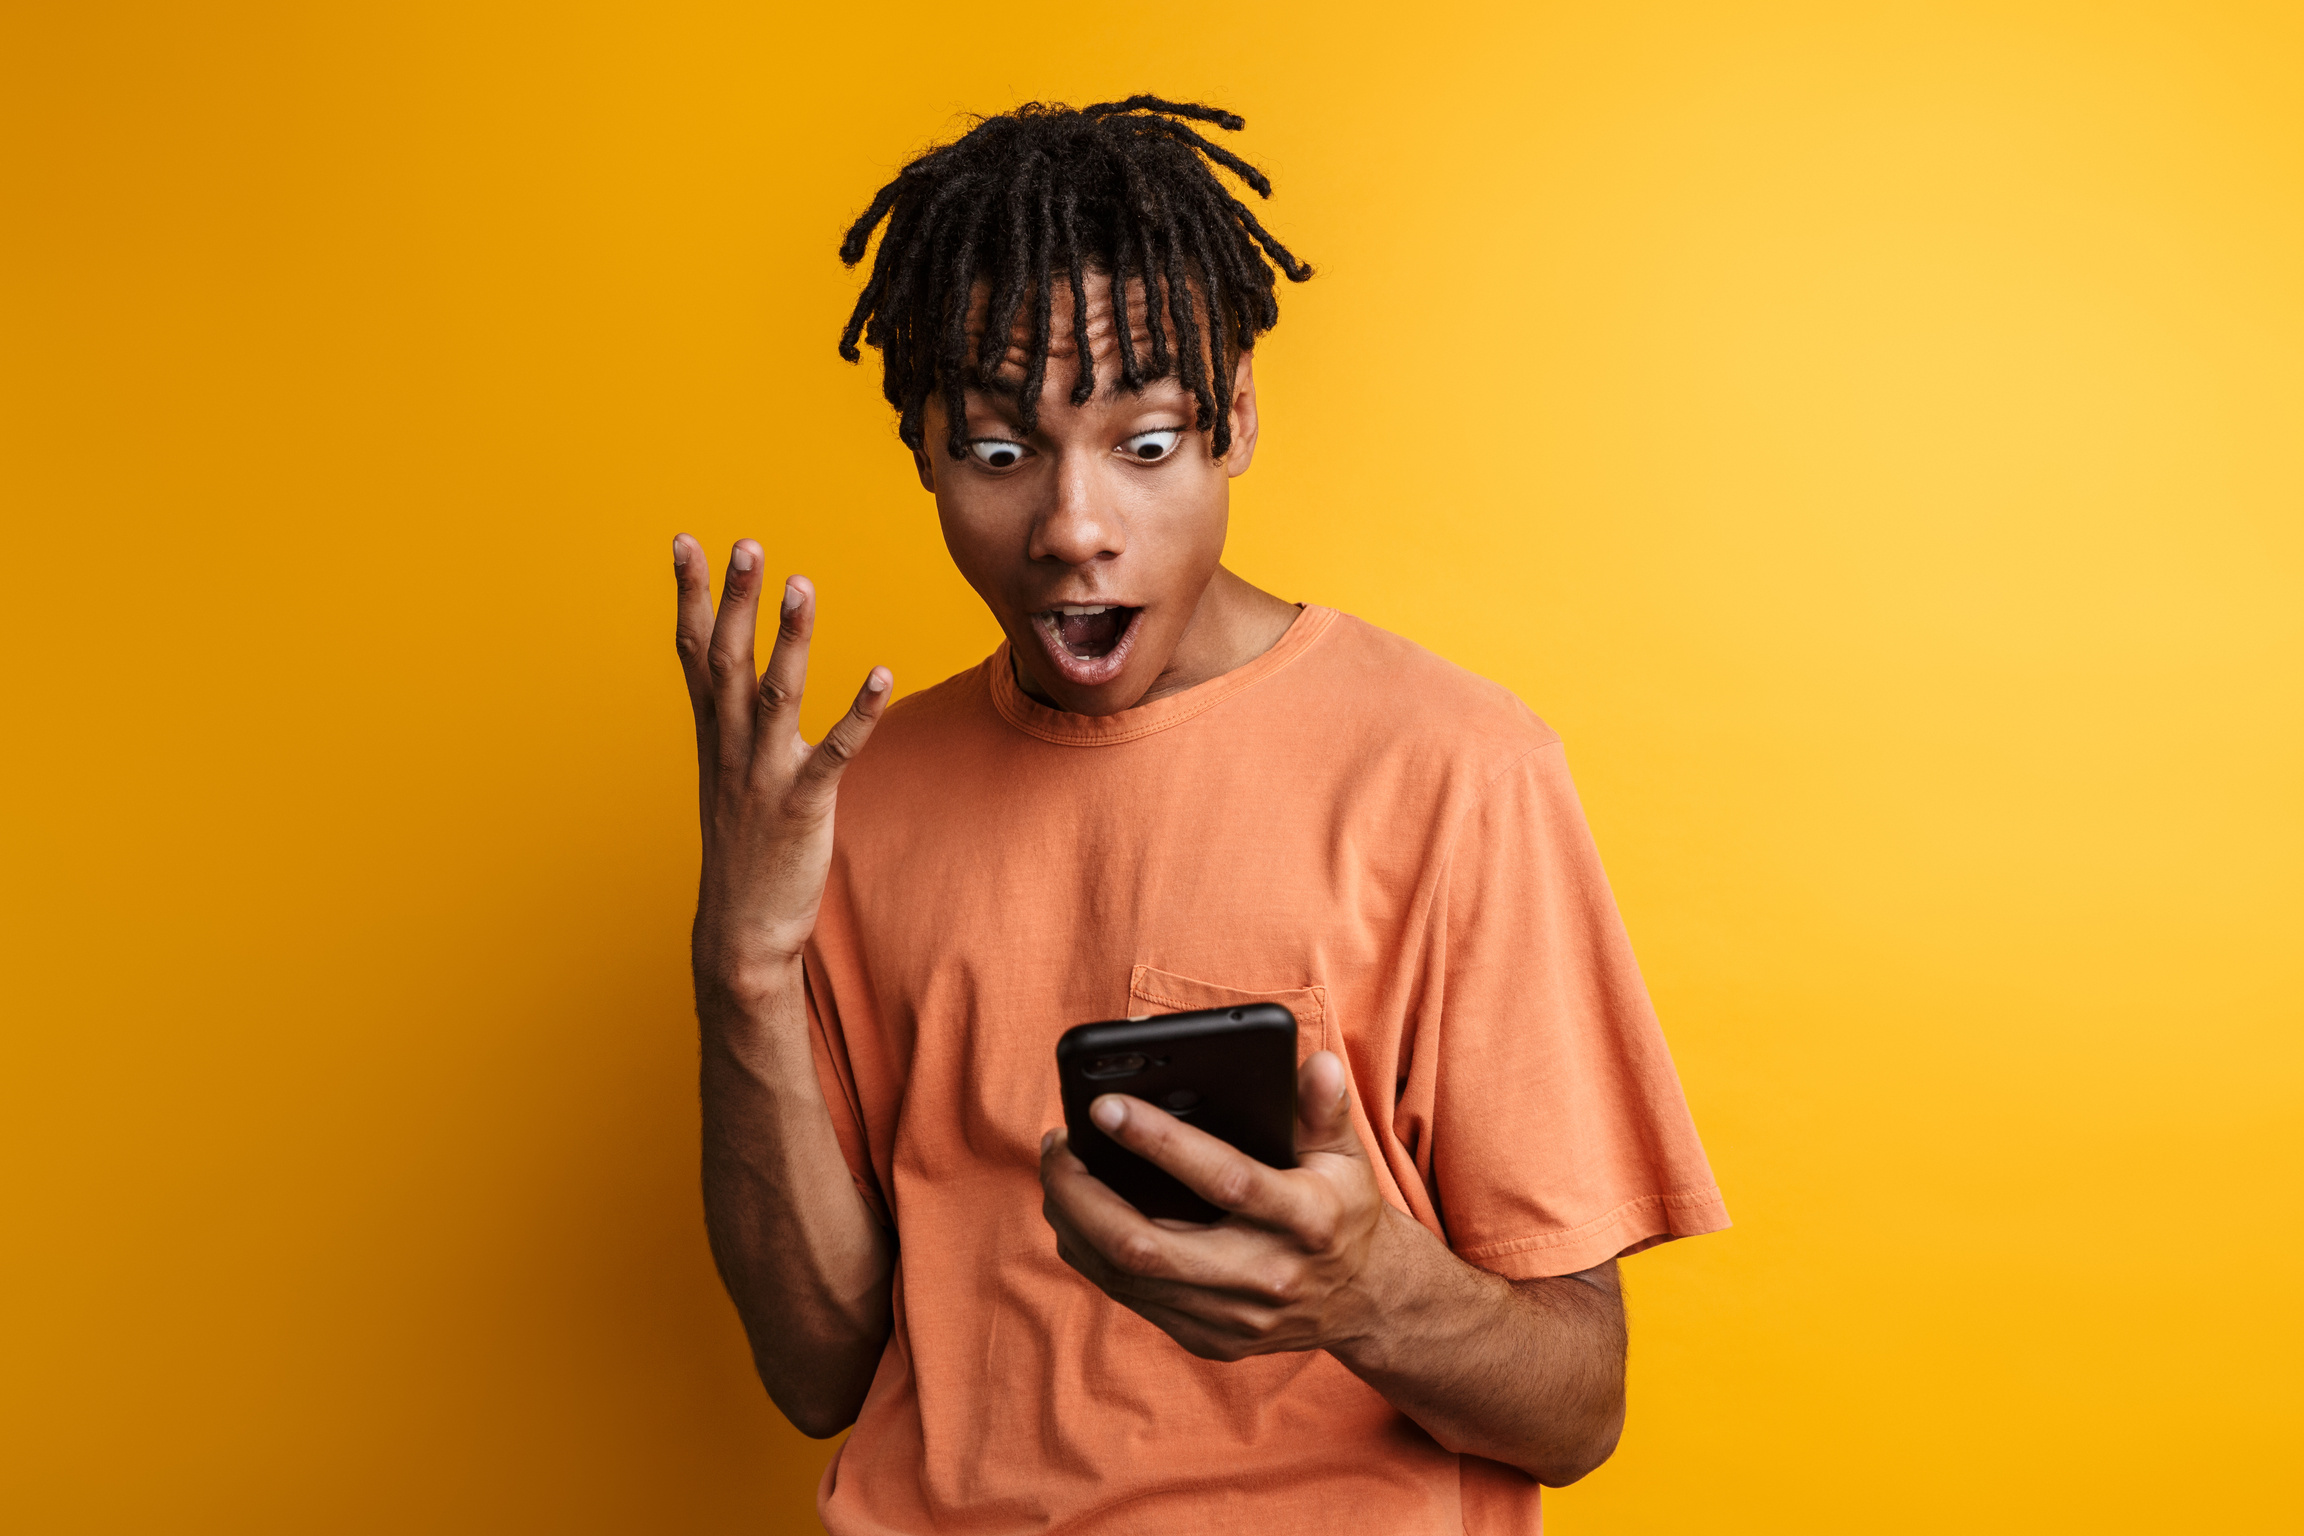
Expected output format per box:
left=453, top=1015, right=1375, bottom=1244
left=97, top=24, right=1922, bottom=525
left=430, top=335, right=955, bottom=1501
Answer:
left=1037, top=1049, right=1401, bottom=1361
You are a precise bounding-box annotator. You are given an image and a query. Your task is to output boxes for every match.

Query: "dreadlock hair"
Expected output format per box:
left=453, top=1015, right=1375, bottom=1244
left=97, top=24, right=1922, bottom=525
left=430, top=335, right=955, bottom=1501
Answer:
left=837, top=95, right=1314, bottom=462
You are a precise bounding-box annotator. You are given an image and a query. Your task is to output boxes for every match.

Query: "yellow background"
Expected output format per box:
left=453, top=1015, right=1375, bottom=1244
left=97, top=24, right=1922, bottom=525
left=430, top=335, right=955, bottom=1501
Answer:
left=5, top=1, right=2299, bottom=1529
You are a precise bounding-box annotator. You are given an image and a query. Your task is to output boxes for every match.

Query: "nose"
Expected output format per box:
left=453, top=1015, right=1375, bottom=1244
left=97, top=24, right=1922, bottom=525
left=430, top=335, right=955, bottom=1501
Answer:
left=1028, top=450, right=1124, bottom=567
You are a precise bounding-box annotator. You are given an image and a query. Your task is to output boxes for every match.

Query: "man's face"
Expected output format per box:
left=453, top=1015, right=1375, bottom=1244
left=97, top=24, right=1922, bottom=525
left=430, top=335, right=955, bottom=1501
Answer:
left=916, top=276, right=1257, bottom=716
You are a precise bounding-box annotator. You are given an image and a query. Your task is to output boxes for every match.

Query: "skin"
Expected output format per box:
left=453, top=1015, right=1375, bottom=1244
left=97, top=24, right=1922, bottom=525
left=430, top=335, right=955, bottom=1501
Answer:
left=672, top=275, right=1628, bottom=1482
left=913, top=275, right=1298, bottom=712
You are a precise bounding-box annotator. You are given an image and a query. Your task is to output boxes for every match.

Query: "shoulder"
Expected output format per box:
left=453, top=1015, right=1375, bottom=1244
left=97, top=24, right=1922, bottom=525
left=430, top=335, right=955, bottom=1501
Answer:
left=840, top=655, right=997, bottom=789
left=1300, top=609, right=1561, bottom=775
left=870, top=655, right=992, bottom=738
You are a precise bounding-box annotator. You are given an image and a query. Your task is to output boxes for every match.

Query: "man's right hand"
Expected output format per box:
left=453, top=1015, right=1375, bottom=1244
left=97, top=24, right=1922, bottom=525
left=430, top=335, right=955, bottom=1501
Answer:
left=674, top=535, right=897, bottom=1438
left=672, top=535, right=891, bottom=1002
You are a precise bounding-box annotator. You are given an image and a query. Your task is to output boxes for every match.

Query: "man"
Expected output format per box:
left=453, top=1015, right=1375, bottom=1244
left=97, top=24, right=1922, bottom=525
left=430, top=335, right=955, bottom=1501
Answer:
left=670, top=96, right=1726, bottom=1532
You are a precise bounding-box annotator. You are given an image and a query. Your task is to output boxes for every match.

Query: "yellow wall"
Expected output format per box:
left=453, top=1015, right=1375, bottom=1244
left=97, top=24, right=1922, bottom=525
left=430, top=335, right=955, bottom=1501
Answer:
left=6, top=2, right=2299, bottom=1529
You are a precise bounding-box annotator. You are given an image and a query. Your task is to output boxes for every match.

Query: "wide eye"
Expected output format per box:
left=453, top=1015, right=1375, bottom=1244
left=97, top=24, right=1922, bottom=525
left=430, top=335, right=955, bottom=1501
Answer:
left=968, top=438, right=1029, bottom=470
left=1119, top=428, right=1184, bottom=463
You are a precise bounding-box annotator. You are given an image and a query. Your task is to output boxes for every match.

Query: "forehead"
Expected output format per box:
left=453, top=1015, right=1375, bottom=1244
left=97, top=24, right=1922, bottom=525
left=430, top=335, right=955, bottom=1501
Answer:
left=961, top=271, right=1198, bottom=398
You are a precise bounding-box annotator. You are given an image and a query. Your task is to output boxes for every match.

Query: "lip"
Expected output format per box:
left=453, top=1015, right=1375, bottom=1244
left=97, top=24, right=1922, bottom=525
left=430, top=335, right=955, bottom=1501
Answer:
left=1028, top=604, right=1145, bottom=690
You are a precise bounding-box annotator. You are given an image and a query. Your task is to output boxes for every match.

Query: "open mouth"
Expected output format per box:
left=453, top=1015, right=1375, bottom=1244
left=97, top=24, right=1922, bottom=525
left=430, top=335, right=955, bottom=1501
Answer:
left=1031, top=604, right=1144, bottom=687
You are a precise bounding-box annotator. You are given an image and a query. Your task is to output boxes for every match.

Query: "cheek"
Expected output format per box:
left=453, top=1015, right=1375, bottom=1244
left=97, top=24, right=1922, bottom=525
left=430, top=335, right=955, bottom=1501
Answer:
left=934, top=497, right=1015, bottom=599
left=1139, top=465, right=1230, bottom=559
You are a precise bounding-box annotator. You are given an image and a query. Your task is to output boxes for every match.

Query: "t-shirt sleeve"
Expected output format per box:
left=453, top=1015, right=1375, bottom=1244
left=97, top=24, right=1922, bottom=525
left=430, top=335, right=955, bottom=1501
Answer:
left=802, top=951, right=892, bottom=1229
left=1402, top=741, right=1728, bottom=1279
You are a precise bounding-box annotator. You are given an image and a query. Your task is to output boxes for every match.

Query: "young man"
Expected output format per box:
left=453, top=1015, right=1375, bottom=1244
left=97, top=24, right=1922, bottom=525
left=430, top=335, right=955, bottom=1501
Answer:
left=670, top=97, right=1727, bottom=1532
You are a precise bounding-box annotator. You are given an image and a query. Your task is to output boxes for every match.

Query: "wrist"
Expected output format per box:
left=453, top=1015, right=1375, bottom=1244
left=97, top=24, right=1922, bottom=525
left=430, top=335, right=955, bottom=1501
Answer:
left=1325, top=1206, right=1450, bottom=1375
left=1327, top=1215, right=1483, bottom=1381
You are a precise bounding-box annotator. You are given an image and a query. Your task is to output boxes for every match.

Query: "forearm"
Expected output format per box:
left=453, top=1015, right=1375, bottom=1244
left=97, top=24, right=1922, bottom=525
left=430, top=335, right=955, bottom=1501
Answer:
left=698, top=957, right=893, bottom=1437
left=1332, top=1211, right=1625, bottom=1485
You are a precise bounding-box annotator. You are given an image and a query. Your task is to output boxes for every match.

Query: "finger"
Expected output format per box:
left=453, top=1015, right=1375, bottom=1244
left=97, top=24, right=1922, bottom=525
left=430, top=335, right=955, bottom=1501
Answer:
left=1047, top=1214, right=1263, bottom=1320
left=1102, top=1290, right=1270, bottom=1363
left=1087, top=1091, right=1318, bottom=1233
left=671, top=535, right=716, bottom=711
left=789, top=663, right=894, bottom=802
left=1038, top=1125, right=1083, bottom=1181
left=1039, top=1128, right=1190, bottom=1289
left=1040, top=1128, right=1285, bottom=1302
left=1040, top=1129, right=1282, bottom=1290
left=1050, top=1229, right=1281, bottom=1359
left=753, top=574, right=813, bottom=740
left=1293, top=1051, right=1361, bottom=1158
left=704, top=539, right=764, bottom=768
left=1040, top=1160, right=1167, bottom=1295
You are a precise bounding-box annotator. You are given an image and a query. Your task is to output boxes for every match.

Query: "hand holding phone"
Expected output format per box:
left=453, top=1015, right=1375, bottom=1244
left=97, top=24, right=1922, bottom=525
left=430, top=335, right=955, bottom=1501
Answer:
left=1055, top=1005, right=1299, bottom=1222
left=1040, top=1038, right=1406, bottom=1371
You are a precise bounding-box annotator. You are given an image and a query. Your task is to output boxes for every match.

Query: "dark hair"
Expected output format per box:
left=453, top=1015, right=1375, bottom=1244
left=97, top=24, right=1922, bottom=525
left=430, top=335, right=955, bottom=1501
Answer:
left=836, top=95, right=1313, bottom=460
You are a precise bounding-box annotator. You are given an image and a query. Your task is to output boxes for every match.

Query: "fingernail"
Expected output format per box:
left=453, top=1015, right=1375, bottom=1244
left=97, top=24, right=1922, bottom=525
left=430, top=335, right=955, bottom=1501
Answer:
left=866, top=666, right=891, bottom=694
left=731, top=547, right=755, bottom=573
left=1040, top=1129, right=1057, bottom=1155
left=1091, top=1096, right=1125, bottom=1133
left=781, top=582, right=804, bottom=612
left=671, top=537, right=686, bottom=566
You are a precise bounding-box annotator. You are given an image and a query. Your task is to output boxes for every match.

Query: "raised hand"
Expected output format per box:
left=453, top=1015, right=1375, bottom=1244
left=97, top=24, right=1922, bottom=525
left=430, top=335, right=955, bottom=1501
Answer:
left=674, top=535, right=897, bottom=1436
left=672, top=535, right=891, bottom=1000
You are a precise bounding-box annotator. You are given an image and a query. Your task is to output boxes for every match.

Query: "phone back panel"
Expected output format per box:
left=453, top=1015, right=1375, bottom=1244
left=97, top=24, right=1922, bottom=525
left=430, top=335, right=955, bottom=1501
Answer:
left=1055, top=1004, right=1298, bottom=1223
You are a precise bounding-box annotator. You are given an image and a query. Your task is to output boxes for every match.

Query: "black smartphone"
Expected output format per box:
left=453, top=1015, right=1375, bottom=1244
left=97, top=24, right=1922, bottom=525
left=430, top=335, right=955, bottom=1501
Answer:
left=1055, top=1004, right=1298, bottom=1223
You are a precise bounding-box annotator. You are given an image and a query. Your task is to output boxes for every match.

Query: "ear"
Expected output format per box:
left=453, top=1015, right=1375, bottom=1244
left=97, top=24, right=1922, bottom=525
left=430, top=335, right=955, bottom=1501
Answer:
left=1222, top=350, right=1260, bottom=479
left=913, top=393, right=946, bottom=493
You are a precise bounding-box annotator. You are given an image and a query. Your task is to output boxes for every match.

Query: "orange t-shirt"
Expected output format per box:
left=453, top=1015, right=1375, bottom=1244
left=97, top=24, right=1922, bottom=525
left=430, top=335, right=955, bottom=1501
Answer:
left=804, top=605, right=1727, bottom=1535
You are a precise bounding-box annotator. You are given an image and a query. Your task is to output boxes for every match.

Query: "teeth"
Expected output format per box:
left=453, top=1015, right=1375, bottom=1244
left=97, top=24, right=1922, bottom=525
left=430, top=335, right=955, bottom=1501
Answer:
left=1053, top=605, right=1114, bottom=616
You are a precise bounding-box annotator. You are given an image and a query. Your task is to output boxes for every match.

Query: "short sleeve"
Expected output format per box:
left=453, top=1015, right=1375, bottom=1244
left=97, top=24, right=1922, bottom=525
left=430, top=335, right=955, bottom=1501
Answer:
left=1401, top=742, right=1729, bottom=1279
left=802, top=950, right=892, bottom=1229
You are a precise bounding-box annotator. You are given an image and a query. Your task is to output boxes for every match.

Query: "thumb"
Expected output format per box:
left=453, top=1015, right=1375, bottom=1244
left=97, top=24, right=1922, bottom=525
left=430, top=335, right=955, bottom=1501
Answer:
left=1293, top=1050, right=1360, bottom=1158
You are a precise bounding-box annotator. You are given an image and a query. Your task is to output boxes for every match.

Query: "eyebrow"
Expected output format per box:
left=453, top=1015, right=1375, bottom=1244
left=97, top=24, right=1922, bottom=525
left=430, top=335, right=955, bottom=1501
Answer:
left=953, top=393, right=1027, bottom=435
left=959, top=376, right=1193, bottom=432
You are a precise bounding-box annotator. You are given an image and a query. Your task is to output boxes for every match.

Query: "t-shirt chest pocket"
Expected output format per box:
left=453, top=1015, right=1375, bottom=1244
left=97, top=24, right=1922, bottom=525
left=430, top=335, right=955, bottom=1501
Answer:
left=1127, top=964, right=1331, bottom=1063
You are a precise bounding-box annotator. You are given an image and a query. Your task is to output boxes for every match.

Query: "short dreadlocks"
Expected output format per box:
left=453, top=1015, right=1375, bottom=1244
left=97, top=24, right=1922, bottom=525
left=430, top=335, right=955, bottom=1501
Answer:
left=836, top=95, right=1313, bottom=462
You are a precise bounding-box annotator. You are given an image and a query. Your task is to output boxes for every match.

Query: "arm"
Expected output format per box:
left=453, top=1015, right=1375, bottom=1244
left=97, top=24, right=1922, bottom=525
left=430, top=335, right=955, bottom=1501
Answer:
left=1338, top=1221, right=1624, bottom=1481
left=673, top=534, right=896, bottom=1438
left=1037, top=1052, right=1625, bottom=1484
